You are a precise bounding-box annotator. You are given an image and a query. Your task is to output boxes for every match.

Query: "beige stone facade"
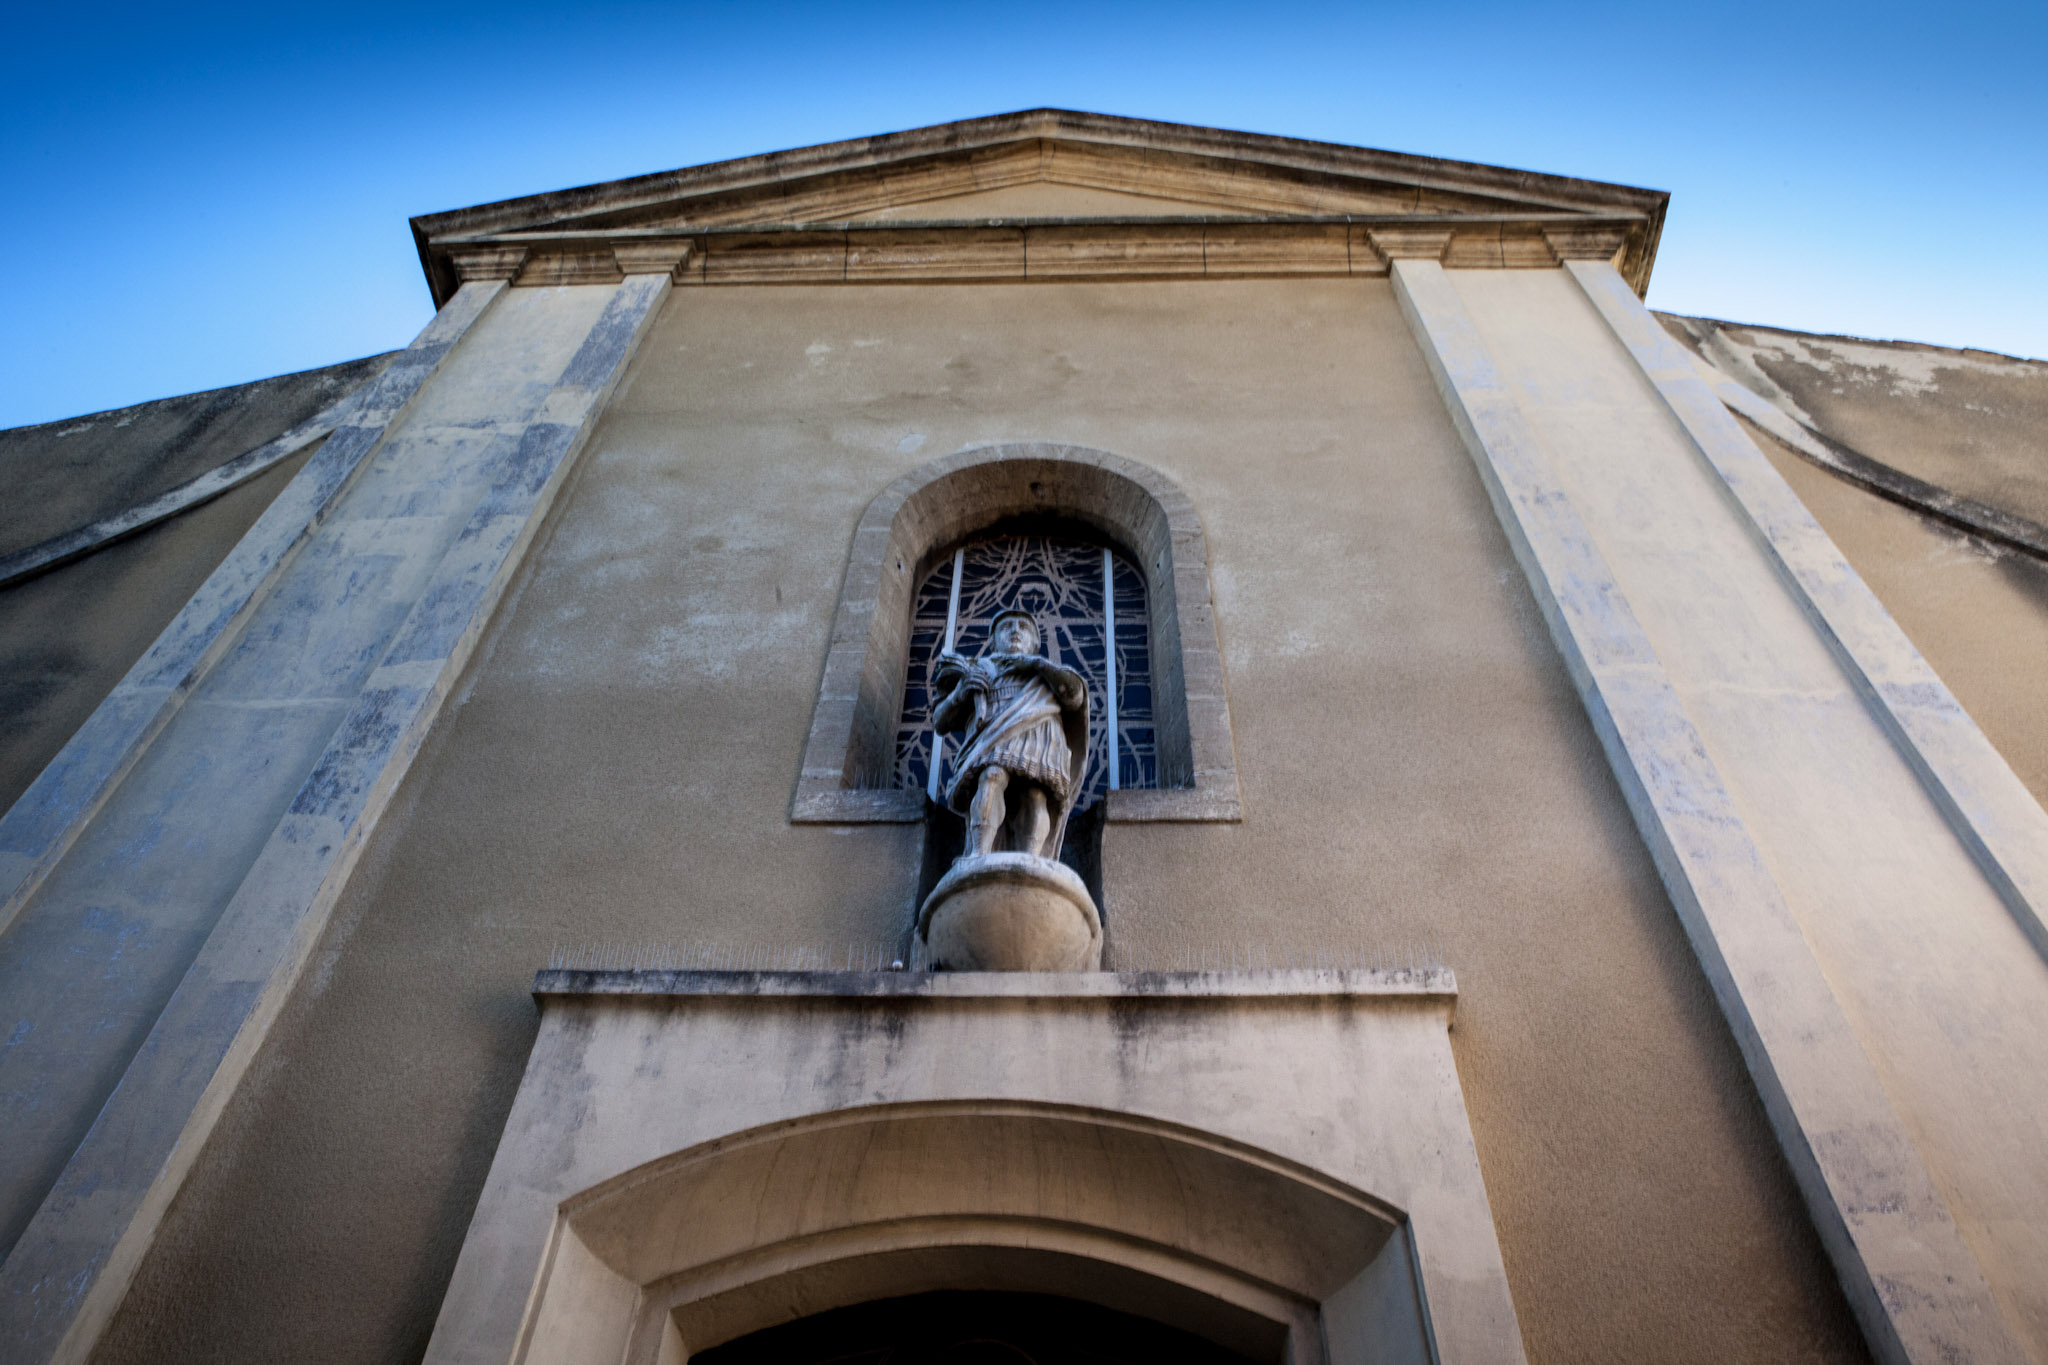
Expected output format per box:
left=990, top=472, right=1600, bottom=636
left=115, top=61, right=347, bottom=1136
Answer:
left=2, top=111, right=2045, bottom=1364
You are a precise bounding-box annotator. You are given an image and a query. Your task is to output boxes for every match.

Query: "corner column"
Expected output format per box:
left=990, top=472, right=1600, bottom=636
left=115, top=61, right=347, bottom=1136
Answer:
left=0, top=270, right=674, bottom=1365
left=1389, top=257, right=2027, bottom=1365
left=1562, top=257, right=2048, bottom=959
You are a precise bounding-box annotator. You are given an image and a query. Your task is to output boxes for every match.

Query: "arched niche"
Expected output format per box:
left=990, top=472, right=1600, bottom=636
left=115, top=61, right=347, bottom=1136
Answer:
left=791, top=443, right=1241, bottom=824
left=510, top=1103, right=1433, bottom=1365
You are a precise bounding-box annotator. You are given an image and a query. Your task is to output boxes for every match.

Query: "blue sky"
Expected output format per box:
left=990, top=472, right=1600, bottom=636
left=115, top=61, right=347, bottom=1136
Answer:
left=3, top=0, right=2042, bottom=429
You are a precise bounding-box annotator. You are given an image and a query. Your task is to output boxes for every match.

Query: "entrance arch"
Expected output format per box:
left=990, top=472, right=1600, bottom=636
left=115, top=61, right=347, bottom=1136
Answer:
left=425, top=970, right=1518, bottom=1365
left=514, top=1104, right=1429, bottom=1365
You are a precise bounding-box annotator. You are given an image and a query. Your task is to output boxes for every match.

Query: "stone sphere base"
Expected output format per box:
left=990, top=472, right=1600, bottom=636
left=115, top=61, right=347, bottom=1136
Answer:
left=917, top=853, right=1103, bottom=971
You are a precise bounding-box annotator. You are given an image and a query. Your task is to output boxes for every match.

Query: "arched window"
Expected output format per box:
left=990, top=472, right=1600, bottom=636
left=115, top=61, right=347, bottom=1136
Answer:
left=895, top=531, right=1157, bottom=809
left=792, top=443, right=1241, bottom=825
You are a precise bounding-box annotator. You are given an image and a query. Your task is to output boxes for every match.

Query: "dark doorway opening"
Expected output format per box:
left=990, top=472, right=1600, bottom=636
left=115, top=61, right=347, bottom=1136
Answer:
left=690, top=1288, right=1265, bottom=1365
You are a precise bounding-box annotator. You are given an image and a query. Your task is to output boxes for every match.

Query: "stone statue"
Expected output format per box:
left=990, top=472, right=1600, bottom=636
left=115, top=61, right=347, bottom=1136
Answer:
left=931, top=609, right=1090, bottom=861
left=916, top=609, right=1103, bottom=971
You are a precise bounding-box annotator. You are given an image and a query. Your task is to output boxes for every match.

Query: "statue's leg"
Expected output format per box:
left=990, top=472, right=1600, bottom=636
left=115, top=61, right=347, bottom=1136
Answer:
left=1015, top=784, right=1052, bottom=859
left=968, top=767, right=1009, bottom=857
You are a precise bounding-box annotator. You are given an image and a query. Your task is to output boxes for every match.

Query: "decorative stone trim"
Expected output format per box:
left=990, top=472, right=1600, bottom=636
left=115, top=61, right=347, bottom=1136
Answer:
left=447, top=239, right=698, bottom=288
left=792, top=443, right=1241, bottom=824
left=426, top=967, right=1526, bottom=1365
left=533, top=965, right=1456, bottom=999
left=1362, top=225, right=1454, bottom=261
left=515, top=247, right=625, bottom=288
left=410, top=110, right=1671, bottom=304
left=446, top=243, right=529, bottom=283
left=610, top=240, right=697, bottom=278
left=437, top=213, right=1654, bottom=292
left=1542, top=224, right=1630, bottom=262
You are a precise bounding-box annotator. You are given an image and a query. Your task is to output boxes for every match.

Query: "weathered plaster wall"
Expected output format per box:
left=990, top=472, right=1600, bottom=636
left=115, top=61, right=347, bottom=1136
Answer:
left=0, top=355, right=388, bottom=555
left=1671, top=319, right=2048, bottom=525
left=0, top=356, right=390, bottom=813
left=1655, top=312, right=2048, bottom=810
left=1742, top=419, right=2048, bottom=804
left=97, top=279, right=1866, bottom=1363
left=0, top=453, right=309, bottom=815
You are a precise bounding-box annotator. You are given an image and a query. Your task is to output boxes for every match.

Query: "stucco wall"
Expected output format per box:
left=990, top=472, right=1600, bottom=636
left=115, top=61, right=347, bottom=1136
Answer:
left=1656, top=314, right=2048, bottom=811
left=0, top=354, right=391, bottom=815
left=1671, top=318, right=2048, bottom=527
left=1744, top=415, right=2048, bottom=801
left=0, top=354, right=389, bottom=554
left=96, top=279, right=1866, bottom=1363
left=0, top=454, right=310, bottom=817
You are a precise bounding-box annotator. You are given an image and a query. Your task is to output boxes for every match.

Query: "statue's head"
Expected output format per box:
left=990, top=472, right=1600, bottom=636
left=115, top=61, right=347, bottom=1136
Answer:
left=985, top=610, right=1042, bottom=658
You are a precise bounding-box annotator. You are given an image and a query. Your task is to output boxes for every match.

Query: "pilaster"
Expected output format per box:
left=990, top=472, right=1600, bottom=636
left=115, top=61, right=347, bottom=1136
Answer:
left=0, top=274, right=673, bottom=1365
left=1390, top=258, right=2031, bottom=1365
left=1564, top=258, right=2048, bottom=959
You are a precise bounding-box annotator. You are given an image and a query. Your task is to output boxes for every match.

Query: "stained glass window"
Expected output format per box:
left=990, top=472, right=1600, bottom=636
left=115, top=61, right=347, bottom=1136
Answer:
left=896, top=535, right=1156, bottom=809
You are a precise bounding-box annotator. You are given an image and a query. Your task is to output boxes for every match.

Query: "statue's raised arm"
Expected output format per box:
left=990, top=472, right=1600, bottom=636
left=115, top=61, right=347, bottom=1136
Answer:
left=918, top=608, right=1101, bottom=971
left=929, top=650, right=985, bottom=735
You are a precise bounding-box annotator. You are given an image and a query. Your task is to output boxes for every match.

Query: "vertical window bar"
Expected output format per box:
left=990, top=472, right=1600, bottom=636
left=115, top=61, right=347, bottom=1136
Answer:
left=1103, top=546, right=1119, bottom=791
left=929, top=547, right=965, bottom=802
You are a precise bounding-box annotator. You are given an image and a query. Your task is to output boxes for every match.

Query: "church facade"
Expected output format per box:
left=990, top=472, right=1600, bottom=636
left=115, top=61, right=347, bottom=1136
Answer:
left=3, top=110, right=2047, bottom=1364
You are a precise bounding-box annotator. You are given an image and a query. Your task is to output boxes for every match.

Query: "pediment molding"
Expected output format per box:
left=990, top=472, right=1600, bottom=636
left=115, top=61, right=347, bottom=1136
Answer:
left=440, top=215, right=1638, bottom=292
left=412, top=110, right=1666, bottom=301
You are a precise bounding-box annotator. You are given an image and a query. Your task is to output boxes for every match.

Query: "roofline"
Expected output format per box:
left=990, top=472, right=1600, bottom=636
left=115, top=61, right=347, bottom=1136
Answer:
left=410, top=109, right=1668, bottom=302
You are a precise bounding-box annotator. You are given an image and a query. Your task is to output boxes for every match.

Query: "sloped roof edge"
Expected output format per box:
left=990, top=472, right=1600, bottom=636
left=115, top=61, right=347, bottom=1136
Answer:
left=409, top=108, right=1670, bottom=301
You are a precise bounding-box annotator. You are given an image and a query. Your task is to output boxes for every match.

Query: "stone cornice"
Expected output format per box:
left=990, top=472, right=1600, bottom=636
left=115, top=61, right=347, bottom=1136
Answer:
left=411, top=110, right=1668, bottom=303
left=437, top=213, right=1645, bottom=291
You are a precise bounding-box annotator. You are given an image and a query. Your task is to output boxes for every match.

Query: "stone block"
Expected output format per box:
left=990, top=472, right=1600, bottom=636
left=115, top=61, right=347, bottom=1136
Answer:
left=424, top=968, right=1517, bottom=1365
left=1200, top=224, right=1351, bottom=276
left=1025, top=224, right=1205, bottom=278
left=845, top=229, right=1025, bottom=281
left=702, top=233, right=847, bottom=284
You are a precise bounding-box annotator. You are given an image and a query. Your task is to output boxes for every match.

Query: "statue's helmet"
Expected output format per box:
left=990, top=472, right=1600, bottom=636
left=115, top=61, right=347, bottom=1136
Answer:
left=986, top=608, right=1043, bottom=654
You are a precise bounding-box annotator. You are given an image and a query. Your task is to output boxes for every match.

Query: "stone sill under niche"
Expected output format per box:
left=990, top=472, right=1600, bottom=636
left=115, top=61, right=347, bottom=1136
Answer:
left=790, top=785, right=1243, bottom=824
left=532, top=966, right=1455, bottom=1003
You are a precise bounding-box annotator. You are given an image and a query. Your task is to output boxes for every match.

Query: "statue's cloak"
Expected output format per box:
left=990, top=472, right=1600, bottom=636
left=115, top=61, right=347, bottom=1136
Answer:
left=935, top=652, right=1090, bottom=855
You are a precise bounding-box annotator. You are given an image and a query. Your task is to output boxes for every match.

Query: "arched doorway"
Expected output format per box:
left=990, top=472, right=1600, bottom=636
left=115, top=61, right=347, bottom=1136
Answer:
left=693, top=1290, right=1262, bottom=1365
left=424, top=972, right=1521, bottom=1365
left=492, top=1101, right=1425, bottom=1365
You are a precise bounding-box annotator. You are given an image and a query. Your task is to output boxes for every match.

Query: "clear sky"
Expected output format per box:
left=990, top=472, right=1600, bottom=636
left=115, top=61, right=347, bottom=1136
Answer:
left=3, top=0, right=2042, bottom=429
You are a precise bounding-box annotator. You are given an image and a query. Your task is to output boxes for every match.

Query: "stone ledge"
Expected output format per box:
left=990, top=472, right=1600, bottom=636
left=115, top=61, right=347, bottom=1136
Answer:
left=532, top=966, right=1457, bottom=1001
left=441, top=214, right=1649, bottom=290
left=789, top=787, right=924, bottom=823
left=789, top=786, right=1243, bottom=824
left=1105, top=786, right=1242, bottom=822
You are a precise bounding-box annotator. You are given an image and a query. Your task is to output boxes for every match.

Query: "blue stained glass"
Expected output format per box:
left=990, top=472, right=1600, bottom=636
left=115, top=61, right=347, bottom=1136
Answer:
left=896, top=536, right=1156, bottom=809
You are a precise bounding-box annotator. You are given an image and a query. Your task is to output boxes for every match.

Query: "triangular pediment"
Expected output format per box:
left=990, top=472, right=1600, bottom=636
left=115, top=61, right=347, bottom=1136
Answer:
left=412, top=110, right=1668, bottom=301
left=835, top=180, right=1241, bottom=224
